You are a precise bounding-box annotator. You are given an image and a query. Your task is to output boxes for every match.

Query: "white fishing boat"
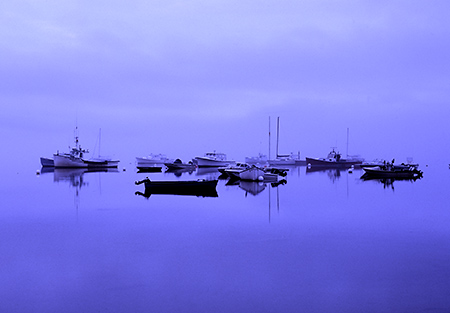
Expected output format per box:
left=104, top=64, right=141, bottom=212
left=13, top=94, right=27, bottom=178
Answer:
left=136, top=154, right=174, bottom=166
left=53, top=128, right=89, bottom=168
left=194, top=151, right=234, bottom=167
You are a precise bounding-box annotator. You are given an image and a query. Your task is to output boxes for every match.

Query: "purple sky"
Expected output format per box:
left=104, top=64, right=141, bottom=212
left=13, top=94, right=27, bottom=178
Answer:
left=1, top=0, right=449, bottom=167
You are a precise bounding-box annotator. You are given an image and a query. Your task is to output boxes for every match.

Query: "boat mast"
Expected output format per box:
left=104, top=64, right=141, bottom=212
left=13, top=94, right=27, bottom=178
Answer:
left=276, top=116, right=280, bottom=158
left=268, top=116, right=271, bottom=160
left=99, top=128, right=101, bottom=157
left=346, top=127, right=349, bottom=157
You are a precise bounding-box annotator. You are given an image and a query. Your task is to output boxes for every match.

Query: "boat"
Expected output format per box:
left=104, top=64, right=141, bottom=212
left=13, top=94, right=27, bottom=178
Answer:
left=40, top=157, right=54, bottom=167
left=218, top=162, right=250, bottom=179
left=164, top=159, right=196, bottom=171
left=267, top=118, right=302, bottom=166
left=194, top=151, right=234, bottom=167
left=84, top=129, right=120, bottom=168
left=84, top=158, right=120, bottom=168
left=136, top=154, right=174, bottom=166
left=361, top=162, right=423, bottom=179
left=239, top=166, right=265, bottom=181
left=135, top=177, right=218, bottom=198
left=239, top=165, right=281, bottom=181
left=245, top=153, right=268, bottom=165
left=358, top=159, right=386, bottom=168
left=306, top=148, right=363, bottom=168
left=53, top=128, right=89, bottom=168
left=268, top=154, right=296, bottom=166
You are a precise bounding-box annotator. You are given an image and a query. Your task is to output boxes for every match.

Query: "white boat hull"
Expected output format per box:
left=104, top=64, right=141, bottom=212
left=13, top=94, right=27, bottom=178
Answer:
left=136, top=156, right=174, bottom=165
left=195, top=157, right=231, bottom=167
left=53, top=154, right=88, bottom=168
left=268, top=159, right=296, bottom=166
left=239, top=167, right=265, bottom=181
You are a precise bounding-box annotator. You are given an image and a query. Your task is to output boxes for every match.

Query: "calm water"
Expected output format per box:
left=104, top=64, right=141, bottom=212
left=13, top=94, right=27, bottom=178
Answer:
left=1, top=163, right=450, bottom=312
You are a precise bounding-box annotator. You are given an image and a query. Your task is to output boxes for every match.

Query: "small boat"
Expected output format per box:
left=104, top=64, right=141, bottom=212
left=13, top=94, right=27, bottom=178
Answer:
left=245, top=153, right=268, bottom=165
left=239, top=166, right=265, bottom=181
left=306, top=148, right=363, bottom=168
left=361, top=163, right=423, bottom=179
left=268, top=154, right=296, bottom=166
left=239, top=165, right=282, bottom=181
left=84, top=158, right=120, bottom=168
left=40, top=157, right=54, bottom=167
left=194, top=151, right=234, bottom=167
left=136, top=154, right=174, bottom=166
left=218, top=162, right=250, bottom=179
left=164, top=159, right=196, bottom=171
left=135, top=177, right=218, bottom=198
left=84, top=129, right=120, bottom=168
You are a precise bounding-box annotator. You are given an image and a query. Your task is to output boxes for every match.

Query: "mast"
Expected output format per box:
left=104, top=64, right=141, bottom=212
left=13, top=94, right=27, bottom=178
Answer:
left=346, top=127, right=349, bottom=157
left=99, top=128, right=101, bottom=157
left=268, top=116, right=271, bottom=160
left=276, top=117, right=280, bottom=158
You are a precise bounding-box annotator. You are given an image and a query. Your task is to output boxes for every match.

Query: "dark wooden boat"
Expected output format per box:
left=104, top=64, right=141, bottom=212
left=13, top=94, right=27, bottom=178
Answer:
left=164, top=159, right=196, bottom=171
left=135, top=178, right=218, bottom=198
left=306, top=148, right=362, bottom=168
left=361, top=166, right=423, bottom=179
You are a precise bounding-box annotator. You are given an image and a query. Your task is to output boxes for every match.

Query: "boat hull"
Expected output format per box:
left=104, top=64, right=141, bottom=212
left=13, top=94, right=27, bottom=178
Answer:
left=306, top=157, right=361, bottom=168
left=135, top=178, right=218, bottom=197
left=195, top=157, right=232, bottom=167
left=239, top=167, right=266, bottom=181
left=362, top=167, right=422, bottom=179
left=53, top=154, right=88, bottom=168
left=40, top=157, right=54, bottom=167
left=84, top=159, right=120, bottom=168
left=136, top=155, right=174, bottom=166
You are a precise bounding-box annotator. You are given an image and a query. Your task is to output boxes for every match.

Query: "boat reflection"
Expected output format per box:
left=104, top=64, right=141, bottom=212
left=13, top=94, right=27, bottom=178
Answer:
left=306, top=167, right=343, bottom=182
left=226, top=178, right=287, bottom=196
left=164, top=168, right=196, bottom=177
left=361, top=176, right=421, bottom=191
left=40, top=167, right=119, bottom=187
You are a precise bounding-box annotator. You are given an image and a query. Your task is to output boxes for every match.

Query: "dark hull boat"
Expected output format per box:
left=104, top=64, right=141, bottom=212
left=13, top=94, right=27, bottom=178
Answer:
left=361, top=166, right=423, bottom=179
left=40, top=157, right=54, bottom=167
left=135, top=178, right=218, bottom=198
left=164, top=159, right=196, bottom=171
left=306, top=148, right=362, bottom=168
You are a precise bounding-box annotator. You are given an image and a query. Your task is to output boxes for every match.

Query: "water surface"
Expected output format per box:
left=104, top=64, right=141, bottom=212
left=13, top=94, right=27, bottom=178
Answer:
left=1, top=163, right=449, bottom=312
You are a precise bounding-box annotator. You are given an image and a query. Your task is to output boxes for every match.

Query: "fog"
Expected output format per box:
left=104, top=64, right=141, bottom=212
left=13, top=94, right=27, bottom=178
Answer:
left=1, top=0, right=449, bottom=169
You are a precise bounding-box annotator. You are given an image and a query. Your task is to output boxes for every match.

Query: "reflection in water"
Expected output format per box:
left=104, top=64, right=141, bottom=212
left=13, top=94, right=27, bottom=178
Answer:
left=40, top=167, right=120, bottom=211
left=361, top=176, right=421, bottom=191
left=306, top=167, right=342, bottom=182
left=239, top=181, right=267, bottom=196
left=164, top=168, right=196, bottom=178
left=226, top=178, right=287, bottom=197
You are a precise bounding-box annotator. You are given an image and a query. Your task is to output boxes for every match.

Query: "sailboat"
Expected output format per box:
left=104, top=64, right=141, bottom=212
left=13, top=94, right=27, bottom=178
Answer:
left=84, top=129, right=120, bottom=168
left=268, top=117, right=296, bottom=166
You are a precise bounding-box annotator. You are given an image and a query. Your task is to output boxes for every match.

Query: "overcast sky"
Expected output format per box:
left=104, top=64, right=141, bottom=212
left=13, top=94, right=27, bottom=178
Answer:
left=1, top=0, right=449, bottom=168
